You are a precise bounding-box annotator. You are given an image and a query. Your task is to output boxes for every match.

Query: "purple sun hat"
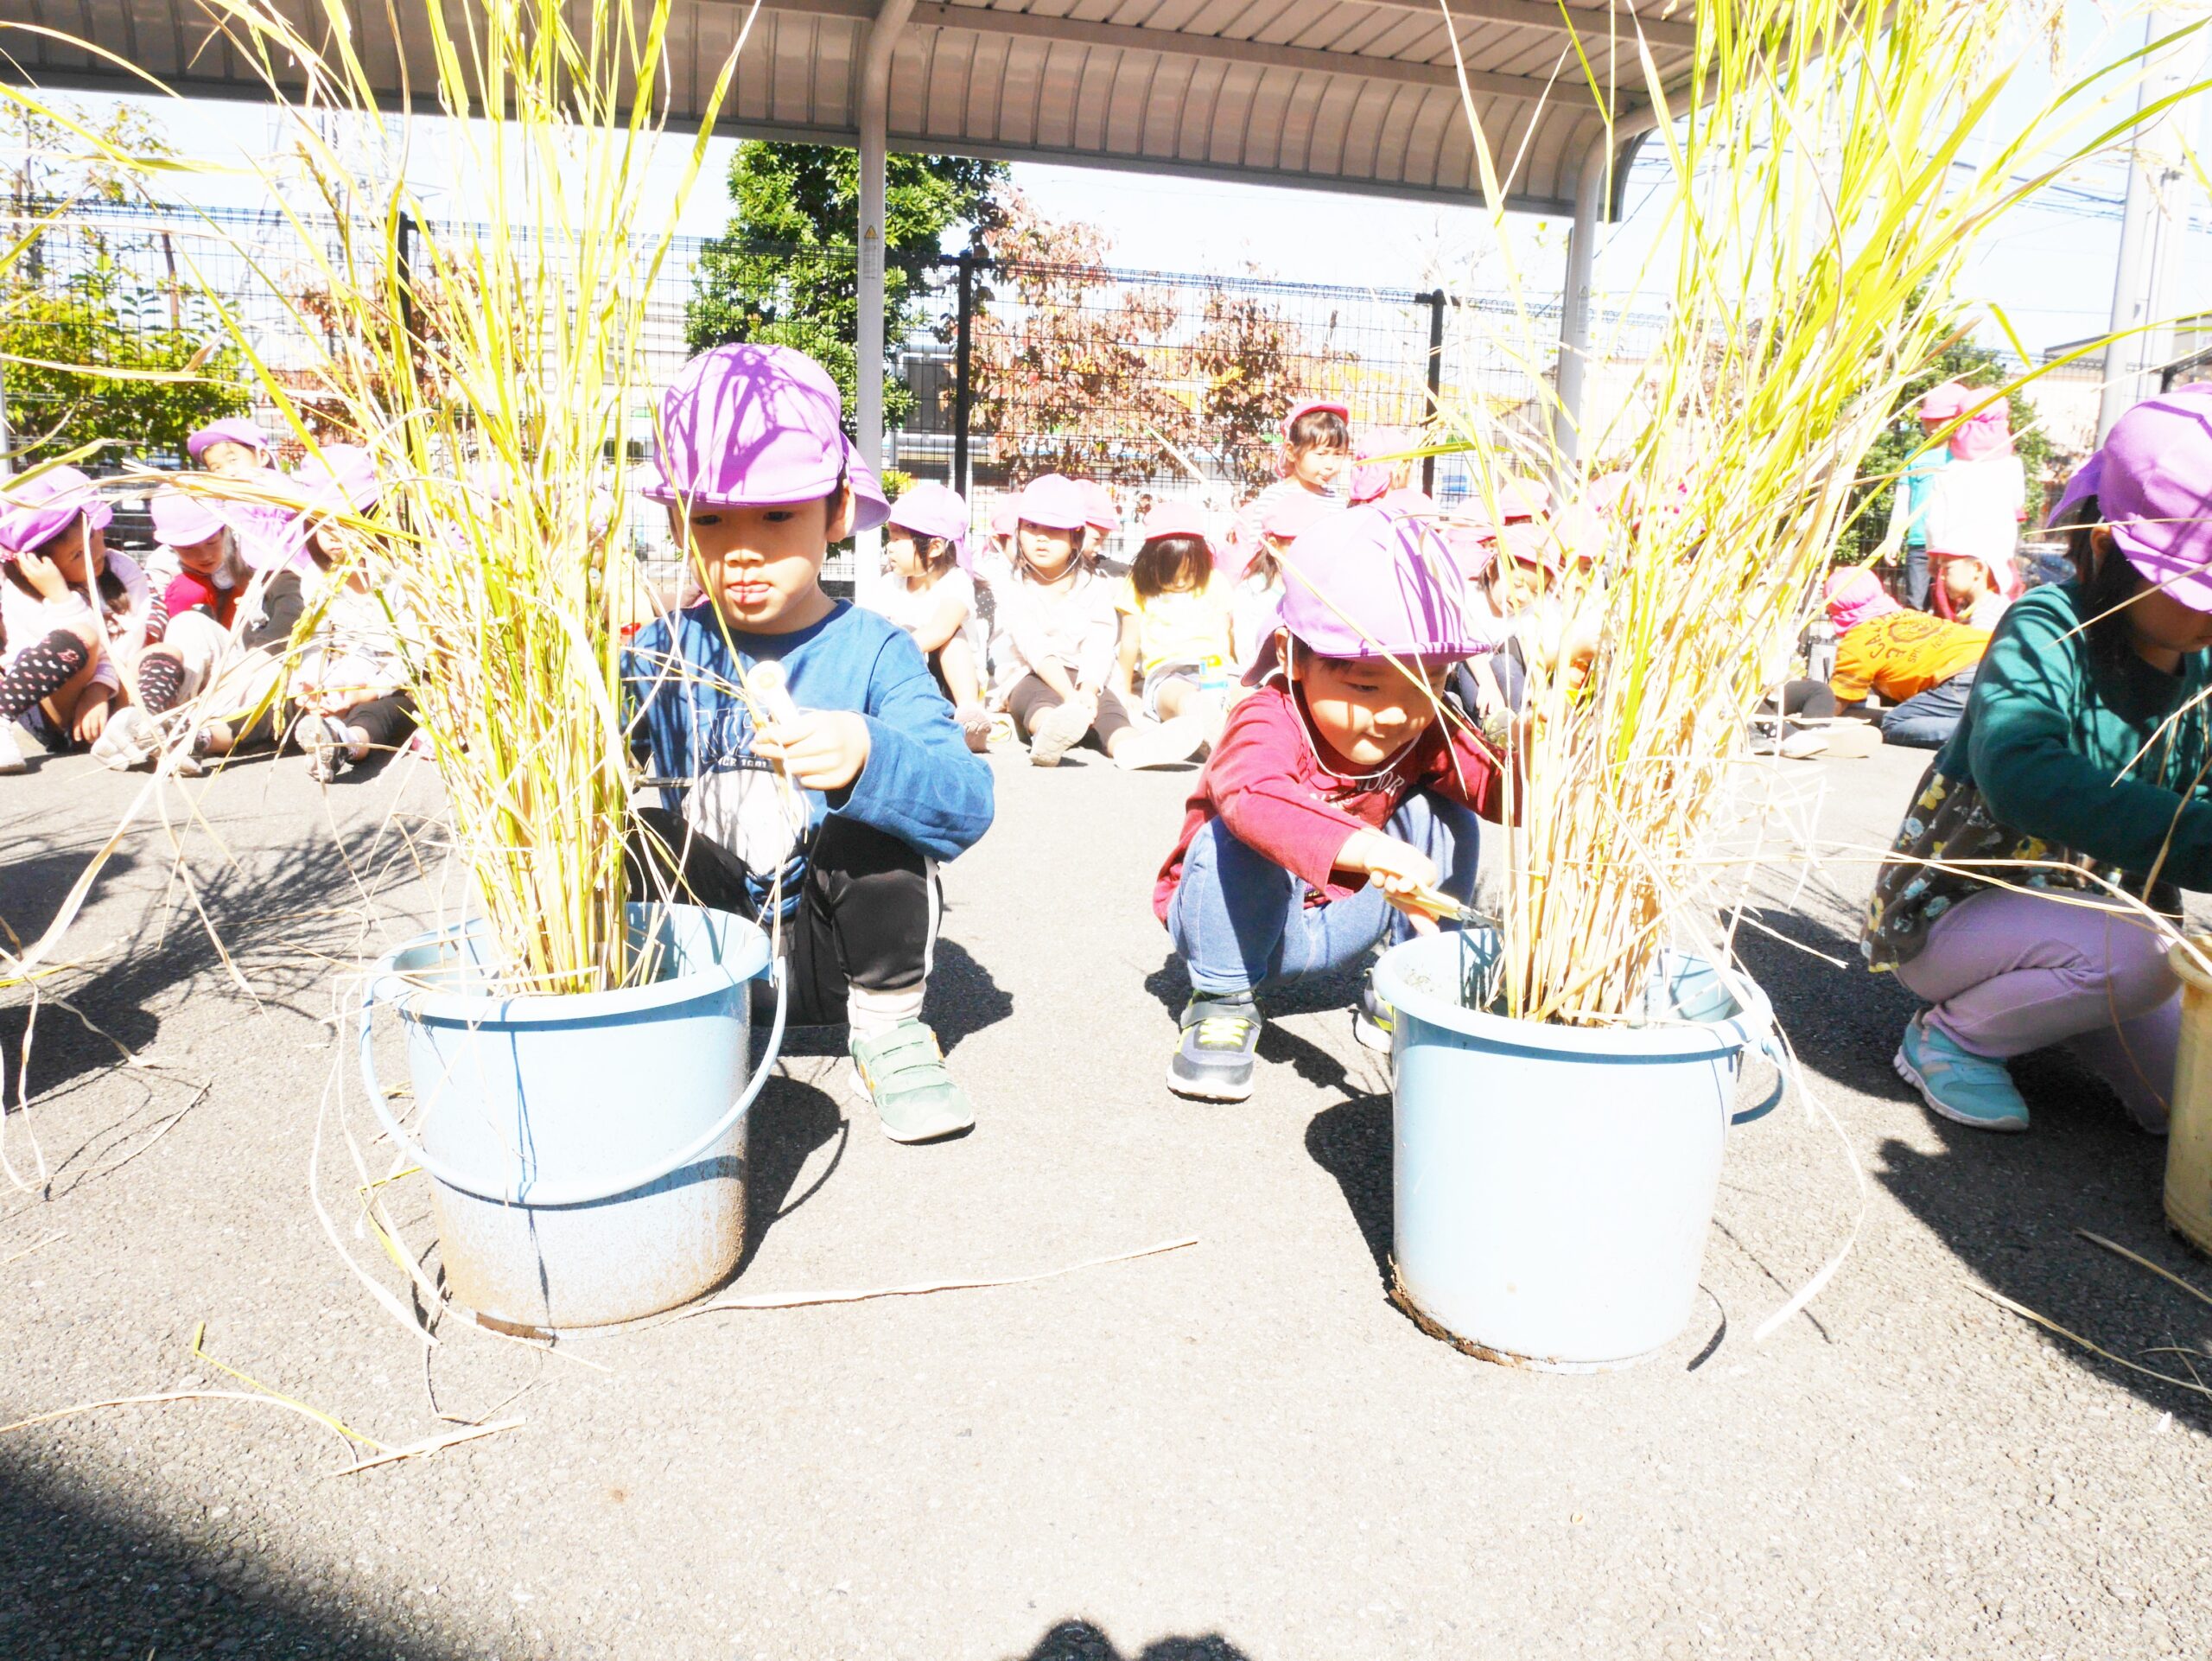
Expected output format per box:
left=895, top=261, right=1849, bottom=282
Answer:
left=887, top=480, right=971, bottom=568
left=0, top=466, right=114, bottom=560
left=2052, top=383, right=2212, bottom=609
left=1245, top=504, right=1477, bottom=685
left=186, top=417, right=274, bottom=463
left=645, top=343, right=890, bottom=532
left=150, top=487, right=226, bottom=548
left=292, top=445, right=383, bottom=517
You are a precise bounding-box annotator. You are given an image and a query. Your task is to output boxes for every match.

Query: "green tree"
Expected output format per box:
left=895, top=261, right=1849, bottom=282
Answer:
left=1, top=100, right=249, bottom=465
left=1841, top=336, right=2053, bottom=566
left=683, top=143, right=1006, bottom=427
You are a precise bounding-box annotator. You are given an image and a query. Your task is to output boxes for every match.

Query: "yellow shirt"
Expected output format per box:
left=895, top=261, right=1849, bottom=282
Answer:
left=1114, top=572, right=1234, bottom=678
left=1831, top=610, right=1989, bottom=703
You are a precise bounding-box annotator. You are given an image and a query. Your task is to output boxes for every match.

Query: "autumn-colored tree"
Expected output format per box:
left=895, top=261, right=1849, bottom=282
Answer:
left=1186, top=283, right=1353, bottom=492
left=968, top=195, right=1194, bottom=484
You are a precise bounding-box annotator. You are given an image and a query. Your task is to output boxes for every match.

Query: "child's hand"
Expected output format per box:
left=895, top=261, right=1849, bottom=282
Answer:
left=1340, top=829, right=1443, bottom=935
left=16, top=552, right=71, bottom=603
left=754, top=710, right=872, bottom=792
left=73, top=690, right=111, bottom=745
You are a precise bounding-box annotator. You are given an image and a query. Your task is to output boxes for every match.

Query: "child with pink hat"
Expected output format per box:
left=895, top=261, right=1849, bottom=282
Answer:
left=1153, top=506, right=1510, bottom=1101
left=1230, top=396, right=1351, bottom=570
left=873, top=480, right=992, bottom=752
left=1110, top=502, right=1236, bottom=761
left=90, top=487, right=257, bottom=772
left=1230, top=491, right=1329, bottom=677
left=1921, top=391, right=2025, bottom=620
left=985, top=472, right=1191, bottom=768
left=0, top=466, right=149, bottom=773
left=1883, top=380, right=1967, bottom=608
left=1866, top=382, right=2212, bottom=1136
left=626, top=343, right=993, bottom=1143
left=1821, top=565, right=1989, bottom=748
left=186, top=417, right=276, bottom=477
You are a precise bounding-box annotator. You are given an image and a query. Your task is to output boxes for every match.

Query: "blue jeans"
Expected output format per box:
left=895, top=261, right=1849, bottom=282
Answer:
left=1904, top=542, right=1930, bottom=611
left=1167, top=791, right=1482, bottom=996
left=1882, top=667, right=1975, bottom=750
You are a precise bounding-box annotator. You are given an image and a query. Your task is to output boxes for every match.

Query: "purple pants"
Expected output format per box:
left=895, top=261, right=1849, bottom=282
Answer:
left=1893, top=887, right=2177, bottom=1130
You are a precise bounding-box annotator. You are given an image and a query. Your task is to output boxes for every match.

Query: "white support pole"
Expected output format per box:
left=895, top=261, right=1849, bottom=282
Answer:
left=2098, top=9, right=2199, bottom=438
left=1550, top=142, right=1608, bottom=469
left=854, top=0, right=912, bottom=609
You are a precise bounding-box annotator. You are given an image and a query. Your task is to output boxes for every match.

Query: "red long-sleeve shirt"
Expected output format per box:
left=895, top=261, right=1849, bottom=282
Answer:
left=1154, top=682, right=1506, bottom=922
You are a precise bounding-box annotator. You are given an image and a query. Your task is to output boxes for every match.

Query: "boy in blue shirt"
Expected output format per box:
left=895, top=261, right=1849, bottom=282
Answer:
left=625, top=344, right=995, bottom=1142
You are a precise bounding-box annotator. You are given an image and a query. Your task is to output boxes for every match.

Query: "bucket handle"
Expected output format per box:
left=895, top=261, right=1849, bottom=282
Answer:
left=356, top=959, right=788, bottom=1207
left=1728, top=1027, right=1790, bottom=1128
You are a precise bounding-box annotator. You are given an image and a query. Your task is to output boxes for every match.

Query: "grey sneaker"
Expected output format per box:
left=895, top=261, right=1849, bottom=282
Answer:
left=1166, top=993, right=1262, bottom=1101
left=849, top=1018, right=976, bottom=1143
left=0, top=722, right=24, bottom=775
left=92, top=706, right=162, bottom=771
left=296, top=714, right=352, bottom=784
left=1353, top=977, right=1394, bottom=1053
left=1027, top=700, right=1090, bottom=767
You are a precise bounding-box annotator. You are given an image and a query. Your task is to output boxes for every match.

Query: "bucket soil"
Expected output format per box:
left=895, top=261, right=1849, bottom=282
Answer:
left=359, top=903, right=781, bottom=1332
left=1373, top=929, right=1780, bottom=1371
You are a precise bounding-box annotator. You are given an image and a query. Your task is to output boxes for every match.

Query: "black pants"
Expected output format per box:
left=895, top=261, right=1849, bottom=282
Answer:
left=626, top=807, right=934, bottom=1028
left=341, top=691, right=417, bottom=752
left=1754, top=678, right=1837, bottom=734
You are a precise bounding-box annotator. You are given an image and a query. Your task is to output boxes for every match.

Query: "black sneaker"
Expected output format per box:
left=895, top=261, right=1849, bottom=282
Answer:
left=1166, top=993, right=1262, bottom=1101
left=1353, top=977, right=1394, bottom=1053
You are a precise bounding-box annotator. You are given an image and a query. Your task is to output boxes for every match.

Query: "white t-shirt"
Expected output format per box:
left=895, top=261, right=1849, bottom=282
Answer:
left=869, top=567, right=976, bottom=643
left=985, top=566, right=1121, bottom=701
left=1923, top=455, right=2024, bottom=564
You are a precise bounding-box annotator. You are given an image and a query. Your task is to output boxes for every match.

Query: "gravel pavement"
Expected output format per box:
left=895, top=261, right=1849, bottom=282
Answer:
left=2, top=730, right=2209, bottom=1659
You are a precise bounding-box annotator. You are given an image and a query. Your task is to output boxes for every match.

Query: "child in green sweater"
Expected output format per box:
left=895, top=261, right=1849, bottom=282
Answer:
left=1865, top=383, right=2212, bottom=1135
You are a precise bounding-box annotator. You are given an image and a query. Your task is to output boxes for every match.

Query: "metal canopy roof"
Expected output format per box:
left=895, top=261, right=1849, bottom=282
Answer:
left=1, top=0, right=1693, bottom=216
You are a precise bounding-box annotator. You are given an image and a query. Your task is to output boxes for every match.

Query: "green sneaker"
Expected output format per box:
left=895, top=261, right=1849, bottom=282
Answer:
left=1894, top=1013, right=2029, bottom=1133
left=849, top=1018, right=976, bottom=1143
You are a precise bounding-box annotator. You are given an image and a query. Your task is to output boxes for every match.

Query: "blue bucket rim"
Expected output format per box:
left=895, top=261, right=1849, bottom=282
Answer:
left=365, top=902, right=771, bottom=1027
left=1372, top=929, right=1772, bottom=1062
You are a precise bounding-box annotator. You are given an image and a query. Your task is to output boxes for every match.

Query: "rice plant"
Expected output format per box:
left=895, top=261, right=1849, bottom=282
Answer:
left=171, top=0, right=744, bottom=995
left=1425, top=0, right=2209, bottom=1023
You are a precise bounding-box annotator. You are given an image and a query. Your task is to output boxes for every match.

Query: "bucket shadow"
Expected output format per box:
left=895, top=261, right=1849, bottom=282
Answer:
left=739, top=1070, right=846, bottom=1277
left=1733, top=905, right=2212, bottom=1427
left=1305, top=1091, right=1392, bottom=1282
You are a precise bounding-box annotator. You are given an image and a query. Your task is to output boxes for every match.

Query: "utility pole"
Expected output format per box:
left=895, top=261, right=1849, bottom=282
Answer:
left=2098, top=10, right=2202, bottom=436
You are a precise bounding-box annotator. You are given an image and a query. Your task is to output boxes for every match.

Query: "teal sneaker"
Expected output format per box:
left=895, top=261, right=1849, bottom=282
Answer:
left=1894, top=1013, right=2029, bottom=1133
left=849, top=1019, right=975, bottom=1143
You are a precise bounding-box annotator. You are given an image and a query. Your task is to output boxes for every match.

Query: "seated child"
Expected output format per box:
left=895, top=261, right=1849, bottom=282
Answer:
left=187, top=417, right=278, bottom=478
left=0, top=467, right=149, bottom=773
left=1115, top=502, right=1237, bottom=734
left=285, top=448, right=417, bottom=783
left=1824, top=568, right=1990, bottom=749
left=1866, top=382, right=2212, bottom=1135
left=1154, top=506, right=1509, bottom=1101
left=874, top=481, right=990, bottom=752
left=985, top=473, right=1199, bottom=770
left=1233, top=397, right=1351, bottom=555
left=1078, top=480, right=1121, bottom=565
left=1935, top=546, right=2017, bottom=631
left=1230, top=492, right=1329, bottom=677
left=624, top=343, right=995, bottom=1144
left=93, top=487, right=254, bottom=769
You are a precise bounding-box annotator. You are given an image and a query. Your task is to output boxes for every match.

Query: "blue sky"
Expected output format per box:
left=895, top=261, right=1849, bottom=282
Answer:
left=38, top=4, right=2212, bottom=359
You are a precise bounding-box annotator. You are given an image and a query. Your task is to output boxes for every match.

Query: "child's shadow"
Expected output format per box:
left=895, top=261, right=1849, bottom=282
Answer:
left=770, top=937, right=1010, bottom=1059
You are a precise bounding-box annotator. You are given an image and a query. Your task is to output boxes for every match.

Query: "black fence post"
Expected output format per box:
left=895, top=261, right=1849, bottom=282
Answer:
left=1419, top=287, right=1446, bottom=497
left=397, top=212, right=417, bottom=343
left=952, top=249, right=976, bottom=499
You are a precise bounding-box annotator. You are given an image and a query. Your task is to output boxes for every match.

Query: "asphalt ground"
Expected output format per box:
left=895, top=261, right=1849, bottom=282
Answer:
left=2, top=728, right=2209, bottom=1660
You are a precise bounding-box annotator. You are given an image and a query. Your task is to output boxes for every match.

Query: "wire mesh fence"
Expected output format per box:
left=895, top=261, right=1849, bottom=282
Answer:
left=1, top=194, right=1668, bottom=574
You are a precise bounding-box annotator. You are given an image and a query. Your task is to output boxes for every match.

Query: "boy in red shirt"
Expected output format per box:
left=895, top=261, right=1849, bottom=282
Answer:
left=1155, top=506, right=1509, bottom=1100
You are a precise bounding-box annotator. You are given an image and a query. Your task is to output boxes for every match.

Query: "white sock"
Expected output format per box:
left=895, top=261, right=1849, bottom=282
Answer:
left=847, top=983, right=925, bottom=1041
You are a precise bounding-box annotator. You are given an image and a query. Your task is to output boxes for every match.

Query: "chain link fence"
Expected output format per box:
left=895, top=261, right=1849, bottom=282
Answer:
left=2, top=194, right=1667, bottom=574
